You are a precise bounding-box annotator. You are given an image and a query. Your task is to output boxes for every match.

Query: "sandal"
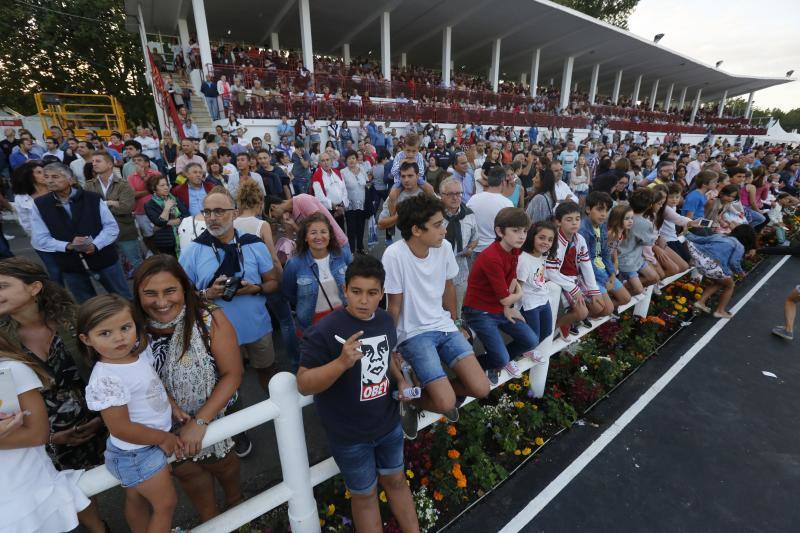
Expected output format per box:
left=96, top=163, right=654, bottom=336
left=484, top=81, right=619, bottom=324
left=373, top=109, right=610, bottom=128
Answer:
left=693, top=302, right=711, bottom=313
left=713, top=310, right=734, bottom=319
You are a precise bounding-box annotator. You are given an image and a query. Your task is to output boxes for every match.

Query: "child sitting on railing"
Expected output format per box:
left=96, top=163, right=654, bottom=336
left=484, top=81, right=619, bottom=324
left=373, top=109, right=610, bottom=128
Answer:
left=517, top=221, right=558, bottom=357
left=705, top=184, right=747, bottom=234
left=615, top=189, right=660, bottom=296
left=546, top=201, right=601, bottom=341
left=297, top=256, right=419, bottom=532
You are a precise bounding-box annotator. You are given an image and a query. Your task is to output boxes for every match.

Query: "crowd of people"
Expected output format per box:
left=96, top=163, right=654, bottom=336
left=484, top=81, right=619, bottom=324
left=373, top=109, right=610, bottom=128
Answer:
left=0, top=112, right=798, bottom=532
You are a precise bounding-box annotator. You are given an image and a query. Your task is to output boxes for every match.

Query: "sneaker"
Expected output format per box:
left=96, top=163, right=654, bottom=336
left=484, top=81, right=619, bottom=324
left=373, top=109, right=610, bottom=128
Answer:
left=556, top=324, right=571, bottom=341
left=233, top=431, right=253, bottom=458
left=399, top=402, right=418, bottom=440
left=772, top=326, right=794, bottom=340
left=653, top=285, right=662, bottom=296
left=524, top=350, right=544, bottom=364
left=569, top=324, right=580, bottom=336
left=504, top=360, right=522, bottom=378
left=3, top=234, right=14, bottom=240
left=444, top=406, right=459, bottom=423
left=582, top=318, right=593, bottom=329
left=609, top=312, right=620, bottom=321
left=487, top=368, right=500, bottom=386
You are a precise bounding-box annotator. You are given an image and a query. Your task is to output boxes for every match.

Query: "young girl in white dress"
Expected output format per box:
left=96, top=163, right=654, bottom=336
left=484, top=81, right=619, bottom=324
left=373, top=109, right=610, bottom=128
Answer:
left=80, top=295, right=180, bottom=533
left=0, top=336, right=90, bottom=533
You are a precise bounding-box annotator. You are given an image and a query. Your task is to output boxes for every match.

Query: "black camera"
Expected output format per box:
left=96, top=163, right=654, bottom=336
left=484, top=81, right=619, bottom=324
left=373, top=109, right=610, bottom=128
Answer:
left=221, top=275, right=242, bottom=302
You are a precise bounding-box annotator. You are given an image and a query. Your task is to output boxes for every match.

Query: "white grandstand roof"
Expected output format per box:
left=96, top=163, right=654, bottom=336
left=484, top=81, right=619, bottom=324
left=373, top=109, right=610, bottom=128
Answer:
left=126, top=0, right=793, bottom=102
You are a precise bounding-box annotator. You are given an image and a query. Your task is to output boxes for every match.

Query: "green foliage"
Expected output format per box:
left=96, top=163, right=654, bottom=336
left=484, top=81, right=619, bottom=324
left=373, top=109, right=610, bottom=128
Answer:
left=555, top=0, right=640, bottom=29
left=0, top=0, right=155, bottom=128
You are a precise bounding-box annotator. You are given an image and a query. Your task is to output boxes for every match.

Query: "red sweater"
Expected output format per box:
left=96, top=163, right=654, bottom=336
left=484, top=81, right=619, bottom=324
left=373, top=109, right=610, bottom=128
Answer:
left=464, top=241, right=520, bottom=314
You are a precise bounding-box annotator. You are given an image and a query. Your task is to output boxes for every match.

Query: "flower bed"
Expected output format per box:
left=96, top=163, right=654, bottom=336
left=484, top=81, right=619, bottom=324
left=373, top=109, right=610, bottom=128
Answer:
left=245, top=222, right=794, bottom=532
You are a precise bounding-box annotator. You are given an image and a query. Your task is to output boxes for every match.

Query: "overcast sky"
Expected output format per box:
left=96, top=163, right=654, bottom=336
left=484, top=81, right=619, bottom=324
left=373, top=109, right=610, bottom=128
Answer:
left=627, top=0, right=799, bottom=111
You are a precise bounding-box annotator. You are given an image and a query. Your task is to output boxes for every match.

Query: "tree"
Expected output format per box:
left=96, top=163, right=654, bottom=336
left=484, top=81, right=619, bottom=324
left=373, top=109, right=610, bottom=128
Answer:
left=0, top=0, right=155, bottom=130
left=555, top=0, right=641, bottom=29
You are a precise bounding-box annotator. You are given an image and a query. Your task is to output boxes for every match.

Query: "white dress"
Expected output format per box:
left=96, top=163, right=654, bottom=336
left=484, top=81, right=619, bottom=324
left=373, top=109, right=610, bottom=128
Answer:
left=0, top=360, right=90, bottom=533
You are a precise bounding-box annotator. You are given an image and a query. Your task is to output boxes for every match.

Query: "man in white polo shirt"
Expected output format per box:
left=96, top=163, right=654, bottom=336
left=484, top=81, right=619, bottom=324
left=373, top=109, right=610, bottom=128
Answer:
left=466, top=166, right=513, bottom=253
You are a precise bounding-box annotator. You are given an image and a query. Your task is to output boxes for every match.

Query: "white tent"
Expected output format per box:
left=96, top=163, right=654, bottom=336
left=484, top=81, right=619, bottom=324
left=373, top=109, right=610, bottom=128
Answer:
left=765, top=119, right=800, bottom=143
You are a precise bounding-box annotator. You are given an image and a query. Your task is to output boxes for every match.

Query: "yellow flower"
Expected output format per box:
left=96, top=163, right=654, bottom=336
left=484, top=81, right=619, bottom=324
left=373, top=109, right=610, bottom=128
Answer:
left=696, top=287, right=703, bottom=294
left=379, top=491, right=387, bottom=503
left=674, top=303, right=681, bottom=310
left=532, top=404, right=538, bottom=410
left=327, top=504, right=335, bottom=516
left=514, top=401, right=525, bottom=408
left=694, top=293, right=702, bottom=300
left=665, top=295, right=673, bottom=301
left=522, top=447, right=532, bottom=455
left=320, top=519, right=326, bottom=526
left=684, top=283, right=695, bottom=292
left=677, top=296, right=687, bottom=304
left=406, top=469, right=414, bottom=479
left=534, top=436, right=545, bottom=446
left=514, top=449, right=521, bottom=455
left=345, top=489, right=351, bottom=500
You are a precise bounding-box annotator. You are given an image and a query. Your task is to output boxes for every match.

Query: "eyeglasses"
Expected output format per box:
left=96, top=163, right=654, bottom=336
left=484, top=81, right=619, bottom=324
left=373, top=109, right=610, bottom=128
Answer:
left=201, top=208, right=236, bottom=218
left=441, top=192, right=463, bottom=197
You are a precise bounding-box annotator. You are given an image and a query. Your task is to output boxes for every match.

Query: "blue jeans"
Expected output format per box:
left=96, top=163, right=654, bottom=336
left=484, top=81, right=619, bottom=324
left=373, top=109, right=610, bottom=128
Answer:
left=205, top=96, right=220, bottom=121
left=63, top=260, right=133, bottom=303
left=744, top=206, right=766, bottom=228
left=116, top=239, right=143, bottom=278
left=266, top=292, right=299, bottom=372
left=521, top=303, right=553, bottom=347
left=327, top=424, right=404, bottom=495
left=462, top=306, right=538, bottom=370
left=397, top=330, right=473, bottom=387
left=36, top=250, right=63, bottom=286
left=292, top=177, right=309, bottom=195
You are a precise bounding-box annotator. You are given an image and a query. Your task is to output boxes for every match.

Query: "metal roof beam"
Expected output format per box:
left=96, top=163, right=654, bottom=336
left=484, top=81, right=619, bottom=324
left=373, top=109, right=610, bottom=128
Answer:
left=259, top=0, right=298, bottom=45
left=397, top=0, right=494, bottom=54
left=329, top=0, right=404, bottom=52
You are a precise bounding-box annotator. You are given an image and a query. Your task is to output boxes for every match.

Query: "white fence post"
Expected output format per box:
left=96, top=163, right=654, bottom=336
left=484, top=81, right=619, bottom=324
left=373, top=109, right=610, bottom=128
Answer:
left=633, top=286, right=653, bottom=318
left=269, top=372, right=321, bottom=533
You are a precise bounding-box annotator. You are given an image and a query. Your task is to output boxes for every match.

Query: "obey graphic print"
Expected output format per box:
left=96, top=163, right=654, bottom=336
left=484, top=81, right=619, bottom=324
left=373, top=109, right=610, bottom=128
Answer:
left=359, top=334, right=390, bottom=401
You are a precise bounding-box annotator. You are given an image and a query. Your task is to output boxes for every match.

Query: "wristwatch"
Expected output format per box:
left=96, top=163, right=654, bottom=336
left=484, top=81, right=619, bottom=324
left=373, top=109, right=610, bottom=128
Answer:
left=195, top=418, right=209, bottom=427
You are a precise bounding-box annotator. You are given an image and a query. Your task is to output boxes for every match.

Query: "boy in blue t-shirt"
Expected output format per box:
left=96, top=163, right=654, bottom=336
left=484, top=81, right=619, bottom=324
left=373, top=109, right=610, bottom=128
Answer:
left=386, top=132, right=435, bottom=208
left=682, top=171, right=718, bottom=219
left=298, top=255, right=419, bottom=532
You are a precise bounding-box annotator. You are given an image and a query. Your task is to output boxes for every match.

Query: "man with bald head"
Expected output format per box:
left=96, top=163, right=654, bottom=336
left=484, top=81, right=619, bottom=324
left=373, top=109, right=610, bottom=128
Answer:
left=180, top=188, right=280, bottom=405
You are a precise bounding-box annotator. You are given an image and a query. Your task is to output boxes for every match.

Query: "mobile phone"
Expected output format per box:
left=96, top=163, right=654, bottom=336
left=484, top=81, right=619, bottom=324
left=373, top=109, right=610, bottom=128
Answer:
left=0, top=368, right=21, bottom=415
left=699, top=218, right=713, bottom=228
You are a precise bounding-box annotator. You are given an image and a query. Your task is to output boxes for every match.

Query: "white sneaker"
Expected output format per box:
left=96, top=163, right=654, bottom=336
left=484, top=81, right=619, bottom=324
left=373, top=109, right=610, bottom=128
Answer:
left=504, top=360, right=522, bottom=378
left=3, top=233, right=14, bottom=240
left=524, top=350, right=545, bottom=364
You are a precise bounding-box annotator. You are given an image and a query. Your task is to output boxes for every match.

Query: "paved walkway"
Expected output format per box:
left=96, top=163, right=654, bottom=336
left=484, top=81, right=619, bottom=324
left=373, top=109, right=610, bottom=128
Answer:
left=451, top=255, right=800, bottom=533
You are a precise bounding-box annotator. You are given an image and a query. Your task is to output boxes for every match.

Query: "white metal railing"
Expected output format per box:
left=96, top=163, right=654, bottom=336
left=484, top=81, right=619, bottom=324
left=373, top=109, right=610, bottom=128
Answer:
left=77, top=270, right=691, bottom=532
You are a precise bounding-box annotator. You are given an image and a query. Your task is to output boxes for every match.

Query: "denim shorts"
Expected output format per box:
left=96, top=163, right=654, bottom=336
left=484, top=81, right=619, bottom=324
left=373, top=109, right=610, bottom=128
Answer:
left=618, top=261, right=647, bottom=281
left=328, top=424, right=405, bottom=495
left=398, top=330, right=474, bottom=387
left=598, top=277, right=624, bottom=294
left=104, top=439, right=168, bottom=488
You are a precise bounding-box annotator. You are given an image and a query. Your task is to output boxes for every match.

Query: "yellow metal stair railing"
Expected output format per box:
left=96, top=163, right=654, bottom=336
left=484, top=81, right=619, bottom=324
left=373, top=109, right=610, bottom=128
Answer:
left=34, top=93, right=127, bottom=138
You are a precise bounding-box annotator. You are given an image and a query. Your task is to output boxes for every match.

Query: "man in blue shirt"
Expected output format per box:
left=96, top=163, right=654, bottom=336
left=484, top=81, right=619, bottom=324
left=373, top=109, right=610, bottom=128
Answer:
left=682, top=171, right=717, bottom=219
left=9, top=137, right=39, bottom=170
left=277, top=115, right=294, bottom=143
left=557, top=141, right=579, bottom=183
left=180, top=189, right=279, bottom=393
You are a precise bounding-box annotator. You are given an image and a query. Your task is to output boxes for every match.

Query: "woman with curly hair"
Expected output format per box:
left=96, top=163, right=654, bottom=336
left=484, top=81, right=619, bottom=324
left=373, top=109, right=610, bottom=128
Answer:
left=0, top=257, right=107, bottom=532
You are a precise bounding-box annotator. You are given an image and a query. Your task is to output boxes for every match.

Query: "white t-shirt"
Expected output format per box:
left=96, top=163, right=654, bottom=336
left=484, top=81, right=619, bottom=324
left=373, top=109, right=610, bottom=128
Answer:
left=0, top=360, right=90, bottom=532
left=466, top=192, right=514, bottom=252
left=383, top=240, right=459, bottom=343
left=516, top=252, right=550, bottom=310
left=555, top=180, right=579, bottom=204
left=85, top=347, right=171, bottom=450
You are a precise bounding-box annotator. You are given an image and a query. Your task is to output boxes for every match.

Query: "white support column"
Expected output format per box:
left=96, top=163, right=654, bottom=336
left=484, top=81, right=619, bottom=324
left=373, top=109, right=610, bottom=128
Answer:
left=380, top=11, right=391, bottom=81
left=612, top=70, right=623, bottom=104
left=530, top=48, right=540, bottom=97
left=342, top=44, right=351, bottom=66
left=678, top=86, right=688, bottom=110
left=191, top=0, right=213, bottom=77
left=400, top=52, right=407, bottom=68
left=490, top=38, right=502, bottom=93
left=588, top=63, right=600, bottom=105
left=177, top=18, right=191, bottom=66
left=520, top=72, right=527, bottom=85
left=663, top=82, right=674, bottom=112
left=137, top=4, right=167, bottom=134
left=559, top=56, right=574, bottom=110
left=298, top=0, right=314, bottom=73
left=744, top=91, right=754, bottom=120
left=690, top=88, right=702, bottom=124
left=632, top=74, right=642, bottom=104
left=270, top=32, right=280, bottom=51
left=649, top=79, right=659, bottom=111
left=717, top=90, right=728, bottom=118
left=442, top=26, right=452, bottom=88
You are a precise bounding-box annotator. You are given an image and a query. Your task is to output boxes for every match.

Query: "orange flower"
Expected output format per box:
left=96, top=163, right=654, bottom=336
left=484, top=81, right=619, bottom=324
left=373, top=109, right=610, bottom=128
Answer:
left=452, top=463, right=463, bottom=477
left=439, top=416, right=447, bottom=423
left=456, top=477, right=467, bottom=488
left=446, top=425, right=457, bottom=436
left=447, top=449, right=460, bottom=459
left=420, top=477, right=430, bottom=487
left=434, top=490, right=444, bottom=501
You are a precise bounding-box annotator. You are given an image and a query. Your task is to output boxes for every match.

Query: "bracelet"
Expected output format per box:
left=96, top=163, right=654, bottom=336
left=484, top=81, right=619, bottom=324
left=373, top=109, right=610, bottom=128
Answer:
left=48, top=431, right=55, bottom=447
left=454, top=319, right=463, bottom=328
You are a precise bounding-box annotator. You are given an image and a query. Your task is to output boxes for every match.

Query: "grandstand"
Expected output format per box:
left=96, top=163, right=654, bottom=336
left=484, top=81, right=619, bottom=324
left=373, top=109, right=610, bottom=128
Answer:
left=126, top=0, right=793, bottom=144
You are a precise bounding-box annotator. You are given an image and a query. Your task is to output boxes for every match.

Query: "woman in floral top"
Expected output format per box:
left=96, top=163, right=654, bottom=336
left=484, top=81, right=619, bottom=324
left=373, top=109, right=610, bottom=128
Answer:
left=133, top=254, right=243, bottom=522
left=0, top=258, right=107, bottom=533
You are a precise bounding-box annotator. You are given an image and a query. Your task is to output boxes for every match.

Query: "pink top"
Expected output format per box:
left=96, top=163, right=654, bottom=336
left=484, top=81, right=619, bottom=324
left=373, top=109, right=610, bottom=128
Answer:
left=127, top=170, right=159, bottom=214
left=291, top=194, right=349, bottom=248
